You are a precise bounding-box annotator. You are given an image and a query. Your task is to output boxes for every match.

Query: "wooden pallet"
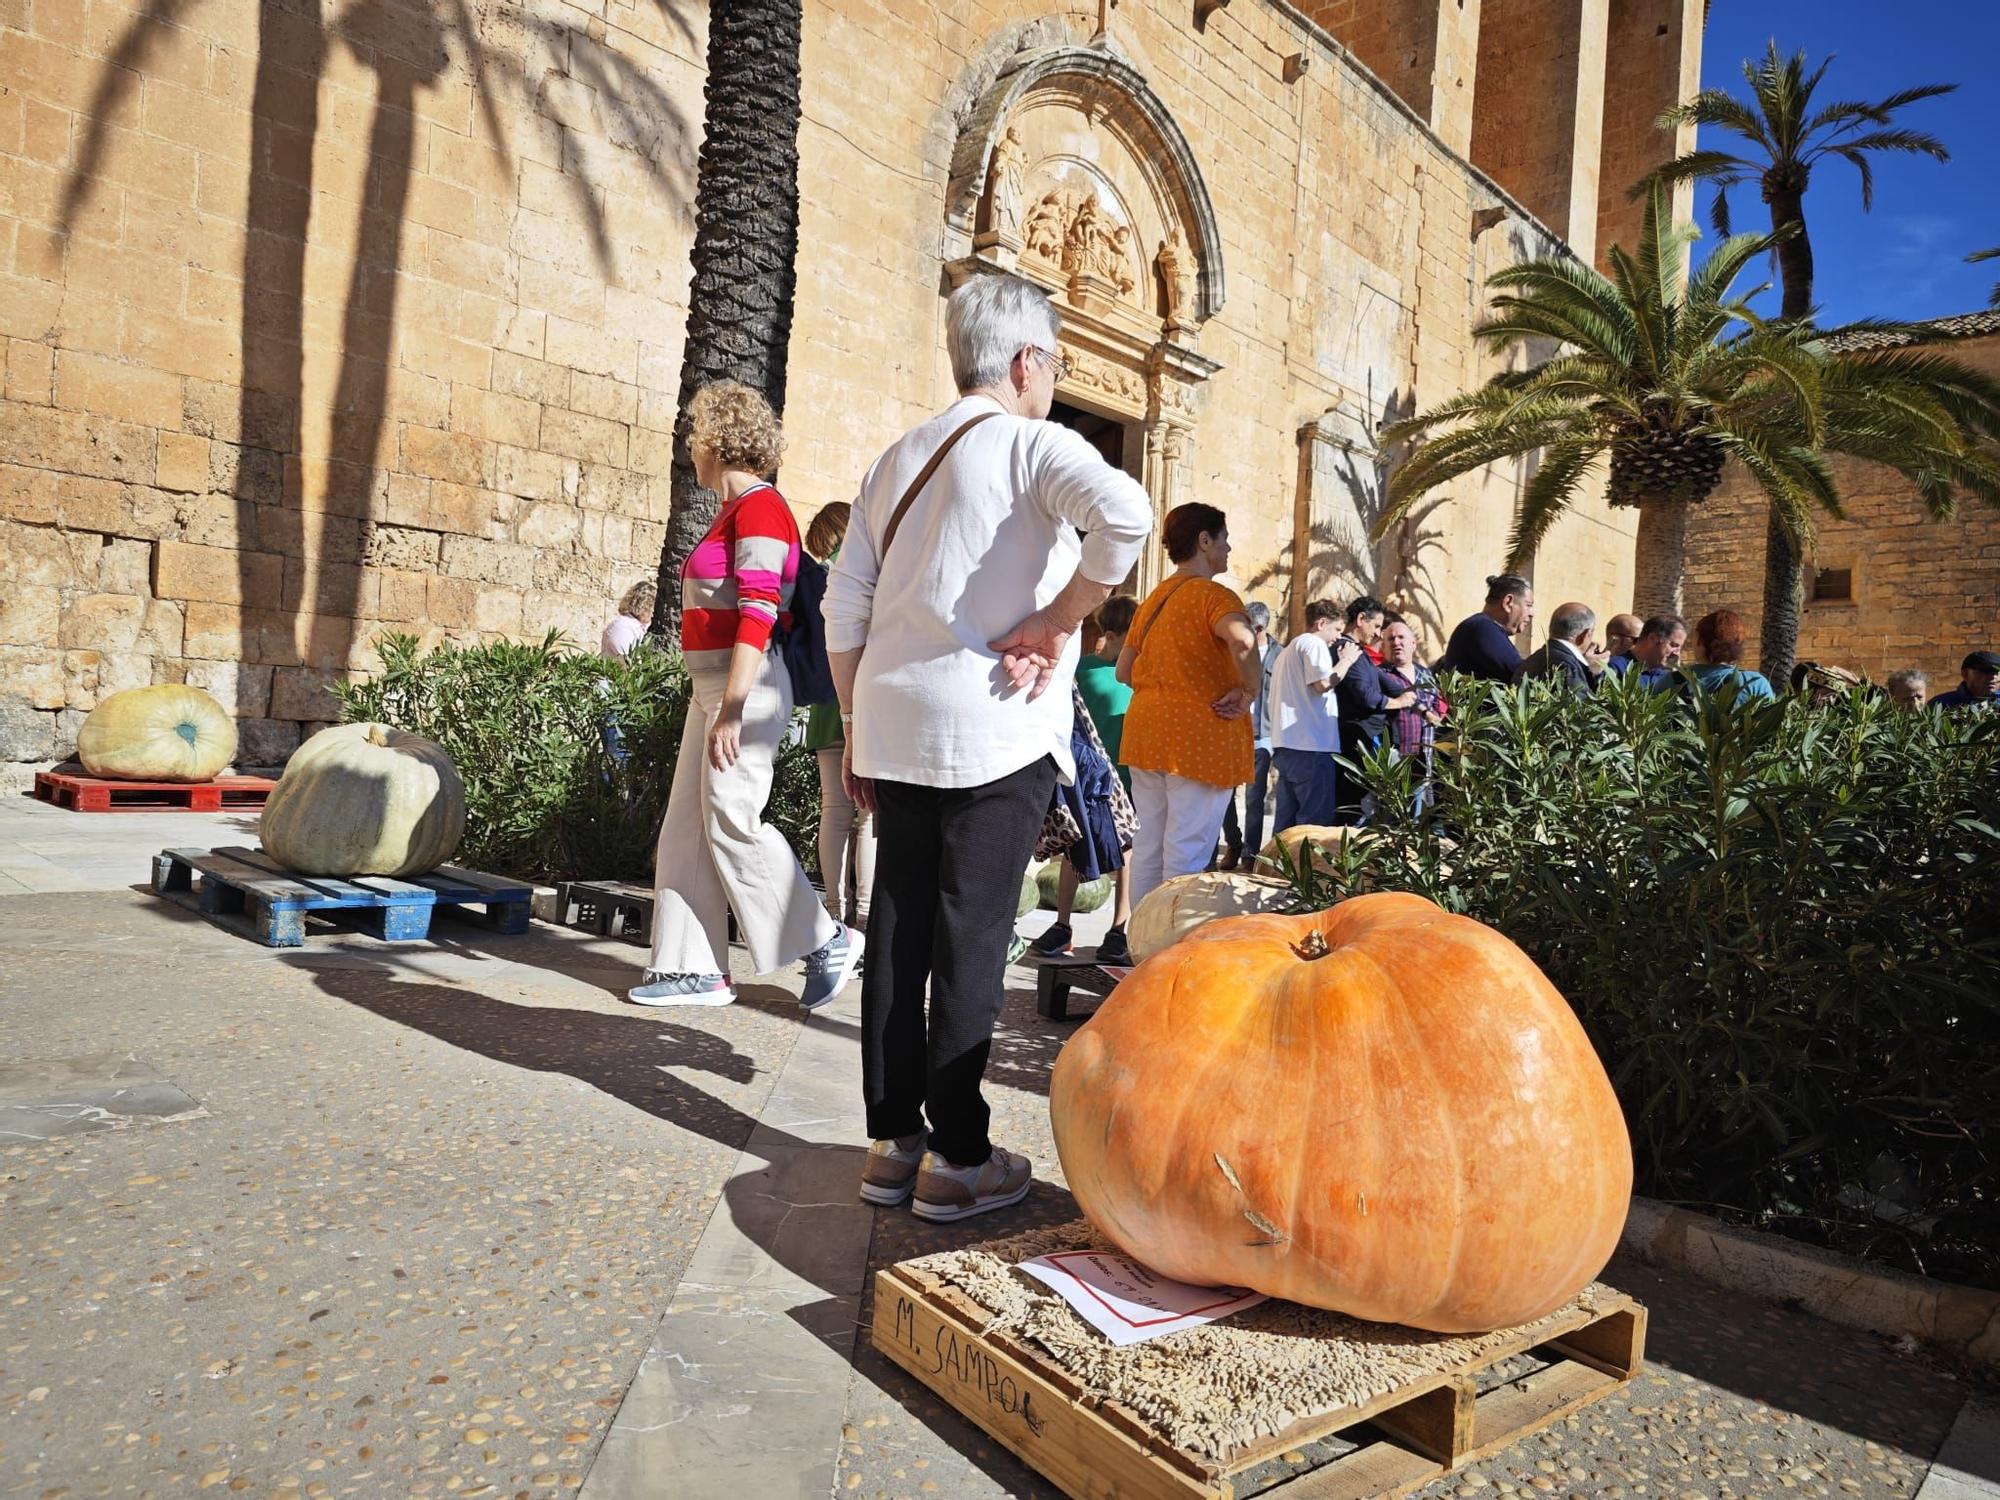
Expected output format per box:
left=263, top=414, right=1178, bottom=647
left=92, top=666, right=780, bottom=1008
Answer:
left=1035, top=959, right=1129, bottom=1022
left=552, top=878, right=752, bottom=947
left=153, top=845, right=533, bottom=947
left=34, top=767, right=275, bottom=813
left=872, top=1259, right=1646, bottom=1500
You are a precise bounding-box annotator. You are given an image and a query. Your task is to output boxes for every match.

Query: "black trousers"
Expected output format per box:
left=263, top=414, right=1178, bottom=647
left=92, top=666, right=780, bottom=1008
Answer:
left=861, top=755, right=1058, bottom=1166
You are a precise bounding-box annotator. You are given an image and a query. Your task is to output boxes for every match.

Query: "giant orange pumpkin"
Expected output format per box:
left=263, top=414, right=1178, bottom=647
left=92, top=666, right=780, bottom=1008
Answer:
left=1050, top=893, right=1631, bottom=1333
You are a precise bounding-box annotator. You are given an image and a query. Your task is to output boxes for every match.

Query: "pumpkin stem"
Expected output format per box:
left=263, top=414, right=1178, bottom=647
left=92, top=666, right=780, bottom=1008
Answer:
left=366, top=725, right=388, bottom=747
left=1292, top=931, right=1331, bottom=960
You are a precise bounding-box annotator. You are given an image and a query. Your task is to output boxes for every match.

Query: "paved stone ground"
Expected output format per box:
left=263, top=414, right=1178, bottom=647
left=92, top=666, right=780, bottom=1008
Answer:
left=0, top=797, right=1993, bottom=1500
left=0, top=873, right=807, bottom=1497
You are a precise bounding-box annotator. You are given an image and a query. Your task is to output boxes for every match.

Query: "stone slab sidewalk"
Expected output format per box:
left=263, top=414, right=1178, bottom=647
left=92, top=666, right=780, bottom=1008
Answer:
left=0, top=801, right=1991, bottom=1500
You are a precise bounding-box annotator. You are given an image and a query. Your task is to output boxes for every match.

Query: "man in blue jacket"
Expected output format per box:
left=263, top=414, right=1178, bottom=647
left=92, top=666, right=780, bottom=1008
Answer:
left=1333, top=595, right=1415, bottom=825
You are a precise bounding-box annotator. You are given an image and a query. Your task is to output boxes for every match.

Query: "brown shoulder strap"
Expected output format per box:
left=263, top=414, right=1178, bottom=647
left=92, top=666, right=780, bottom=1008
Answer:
left=880, top=411, right=999, bottom=559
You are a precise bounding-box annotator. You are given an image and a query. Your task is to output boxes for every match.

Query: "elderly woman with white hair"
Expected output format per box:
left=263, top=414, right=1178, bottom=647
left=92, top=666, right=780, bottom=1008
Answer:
left=824, top=274, right=1154, bottom=1222
left=600, top=579, right=657, bottom=659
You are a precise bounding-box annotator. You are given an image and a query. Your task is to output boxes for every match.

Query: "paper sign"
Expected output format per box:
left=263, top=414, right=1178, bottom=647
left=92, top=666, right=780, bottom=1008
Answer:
left=1018, top=1250, right=1265, bottom=1346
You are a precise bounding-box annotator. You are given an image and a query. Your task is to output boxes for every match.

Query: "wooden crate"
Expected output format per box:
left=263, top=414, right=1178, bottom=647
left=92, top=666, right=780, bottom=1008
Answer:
left=552, top=879, right=756, bottom=947
left=153, top=845, right=533, bottom=947
left=1034, top=959, right=1129, bottom=1022
left=871, top=1258, right=1645, bottom=1500
left=34, top=768, right=275, bottom=813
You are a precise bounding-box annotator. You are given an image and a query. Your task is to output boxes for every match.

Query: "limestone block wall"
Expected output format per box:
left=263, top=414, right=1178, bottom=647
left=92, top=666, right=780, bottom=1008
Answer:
left=1681, top=325, right=2000, bottom=687
left=0, top=0, right=703, bottom=765
left=781, top=0, right=1645, bottom=661
left=1, top=0, right=1685, bottom=772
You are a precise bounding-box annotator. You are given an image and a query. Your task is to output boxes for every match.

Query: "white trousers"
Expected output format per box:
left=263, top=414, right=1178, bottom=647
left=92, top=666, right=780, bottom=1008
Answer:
left=1128, top=768, right=1234, bottom=907
left=650, top=650, right=837, bottom=977
left=815, top=744, right=876, bottom=925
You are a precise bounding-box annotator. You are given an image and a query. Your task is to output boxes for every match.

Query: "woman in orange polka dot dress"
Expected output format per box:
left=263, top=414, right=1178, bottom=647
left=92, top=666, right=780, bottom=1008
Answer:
left=1116, top=503, right=1261, bottom=904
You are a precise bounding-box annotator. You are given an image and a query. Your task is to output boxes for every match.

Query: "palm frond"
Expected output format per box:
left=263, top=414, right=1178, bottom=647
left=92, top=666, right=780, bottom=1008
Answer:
left=1970, top=246, right=2000, bottom=309
left=1505, top=441, right=1603, bottom=570
left=1829, top=147, right=1876, bottom=211
left=1658, top=90, right=1770, bottom=150
left=1810, top=127, right=1951, bottom=164
left=1708, top=187, right=1734, bottom=240
left=1632, top=149, right=1753, bottom=199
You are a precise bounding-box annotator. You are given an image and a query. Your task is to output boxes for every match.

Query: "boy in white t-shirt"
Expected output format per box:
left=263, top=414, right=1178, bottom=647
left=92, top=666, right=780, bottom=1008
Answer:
left=1265, top=599, right=1359, bottom=834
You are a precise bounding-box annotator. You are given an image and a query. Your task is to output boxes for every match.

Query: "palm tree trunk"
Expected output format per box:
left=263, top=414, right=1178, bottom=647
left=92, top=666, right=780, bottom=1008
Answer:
left=1631, top=495, right=1690, bottom=618
left=651, top=0, right=804, bottom=639
left=1758, top=184, right=1813, bottom=686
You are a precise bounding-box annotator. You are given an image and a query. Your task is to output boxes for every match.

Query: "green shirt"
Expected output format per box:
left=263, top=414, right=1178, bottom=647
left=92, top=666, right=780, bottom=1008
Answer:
left=803, top=543, right=844, bottom=751
left=1076, top=652, right=1131, bottom=763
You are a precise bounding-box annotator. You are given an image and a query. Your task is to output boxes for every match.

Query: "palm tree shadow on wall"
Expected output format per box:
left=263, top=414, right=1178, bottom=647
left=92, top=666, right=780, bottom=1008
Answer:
left=60, top=0, right=696, bottom=723
left=1243, top=390, right=1452, bottom=646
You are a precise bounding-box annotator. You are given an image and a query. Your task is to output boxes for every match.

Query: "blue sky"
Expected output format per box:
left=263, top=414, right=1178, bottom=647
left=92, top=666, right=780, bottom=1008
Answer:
left=1691, top=0, right=1999, bottom=324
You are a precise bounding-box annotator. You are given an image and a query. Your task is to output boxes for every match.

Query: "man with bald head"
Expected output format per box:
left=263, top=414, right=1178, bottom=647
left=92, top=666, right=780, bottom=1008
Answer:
left=1521, top=601, right=1607, bottom=696
left=1603, top=613, right=1643, bottom=676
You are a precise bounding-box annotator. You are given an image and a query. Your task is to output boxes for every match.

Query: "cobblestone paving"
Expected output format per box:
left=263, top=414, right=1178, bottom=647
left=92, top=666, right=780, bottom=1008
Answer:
left=0, top=890, right=807, bottom=1499
left=835, top=974, right=1974, bottom=1500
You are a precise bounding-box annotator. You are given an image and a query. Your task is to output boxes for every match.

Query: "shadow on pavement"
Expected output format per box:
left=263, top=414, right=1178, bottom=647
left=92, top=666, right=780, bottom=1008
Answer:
left=287, top=958, right=873, bottom=1307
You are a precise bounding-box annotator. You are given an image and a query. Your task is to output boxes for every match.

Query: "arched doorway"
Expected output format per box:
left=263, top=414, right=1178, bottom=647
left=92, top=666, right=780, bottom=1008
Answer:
left=945, top=44, right=1226, bottom=592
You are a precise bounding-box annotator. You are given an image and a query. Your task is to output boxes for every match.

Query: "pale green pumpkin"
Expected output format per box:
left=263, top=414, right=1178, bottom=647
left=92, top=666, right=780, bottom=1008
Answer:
left=76, top=685, right=236, bottom=782
left=1034, top=859, right=1111, bottom=914
left=260, top=723, right=466, bottom=878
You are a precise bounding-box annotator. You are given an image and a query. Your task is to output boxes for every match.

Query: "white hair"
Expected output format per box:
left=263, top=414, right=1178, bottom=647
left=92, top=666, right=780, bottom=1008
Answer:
left=947, top=275, right=1060, bottom=392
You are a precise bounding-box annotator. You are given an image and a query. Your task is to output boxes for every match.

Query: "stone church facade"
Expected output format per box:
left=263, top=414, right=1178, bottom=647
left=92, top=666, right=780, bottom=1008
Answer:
left=0, top=0, right=1701, bottom=769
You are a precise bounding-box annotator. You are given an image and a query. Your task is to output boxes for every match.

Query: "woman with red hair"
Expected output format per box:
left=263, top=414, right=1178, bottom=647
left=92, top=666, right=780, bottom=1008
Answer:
left=1686, top=610, right=1776, bottom=702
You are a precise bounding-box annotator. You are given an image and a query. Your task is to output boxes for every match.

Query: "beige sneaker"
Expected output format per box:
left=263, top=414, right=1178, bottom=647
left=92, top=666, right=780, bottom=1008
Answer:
left=911, top=1146, right=1033, bottom=1222
left=859, top=1134, right=926, bottom=1206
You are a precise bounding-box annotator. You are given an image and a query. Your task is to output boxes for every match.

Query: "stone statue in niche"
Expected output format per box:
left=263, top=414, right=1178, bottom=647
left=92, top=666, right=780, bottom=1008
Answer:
left=1062, top=194, right=1102, bottom=277
left=1157, top=226, right=1198, bottom=328
left=1095, top=224, right=1137, bottom=296
left=983, top=127, right=1028, bottom=241
left=1023, top=189, right=1068, bottom=262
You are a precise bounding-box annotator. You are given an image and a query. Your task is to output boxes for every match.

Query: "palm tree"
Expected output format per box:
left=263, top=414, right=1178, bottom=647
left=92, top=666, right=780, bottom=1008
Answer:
left=1372, top=186, right=2000, bottom=617
left=1970, top=248, right=2000, bottom=309
left=650, top=0, right=805, bottom=637
left=1643, top=42, right=1955, bottom=681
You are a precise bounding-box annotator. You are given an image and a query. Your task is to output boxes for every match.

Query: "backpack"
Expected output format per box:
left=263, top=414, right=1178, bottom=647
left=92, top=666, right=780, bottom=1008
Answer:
left=777, top=551, right=837, bottom=706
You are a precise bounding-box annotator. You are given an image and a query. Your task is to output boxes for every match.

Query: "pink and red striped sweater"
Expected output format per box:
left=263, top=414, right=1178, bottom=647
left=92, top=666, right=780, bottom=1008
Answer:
left=679, top=482, right=799, bottom=667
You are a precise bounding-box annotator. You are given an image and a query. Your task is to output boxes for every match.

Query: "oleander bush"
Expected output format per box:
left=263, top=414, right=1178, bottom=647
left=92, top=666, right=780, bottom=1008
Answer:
left=335, top=632, right=820, bottom=884
left=1287, top=672, right=2000, bottom=1285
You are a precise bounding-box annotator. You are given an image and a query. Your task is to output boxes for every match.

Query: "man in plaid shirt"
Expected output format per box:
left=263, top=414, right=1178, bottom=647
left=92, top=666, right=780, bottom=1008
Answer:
left=1378, top=616, right=1449, bottom=811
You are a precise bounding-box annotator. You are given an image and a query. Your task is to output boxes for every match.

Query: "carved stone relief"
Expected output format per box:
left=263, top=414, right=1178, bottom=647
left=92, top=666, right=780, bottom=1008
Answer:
left=1016, top=183, right=1139, bottom=300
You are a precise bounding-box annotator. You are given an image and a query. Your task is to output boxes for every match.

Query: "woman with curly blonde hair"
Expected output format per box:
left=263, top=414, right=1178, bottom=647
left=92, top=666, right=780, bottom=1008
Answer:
left=631, top=380, right=863, bottom=1010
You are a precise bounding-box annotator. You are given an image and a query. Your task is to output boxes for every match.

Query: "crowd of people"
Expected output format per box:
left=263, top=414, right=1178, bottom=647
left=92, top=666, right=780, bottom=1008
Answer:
left=605, top=270, right=2000, bottom=1227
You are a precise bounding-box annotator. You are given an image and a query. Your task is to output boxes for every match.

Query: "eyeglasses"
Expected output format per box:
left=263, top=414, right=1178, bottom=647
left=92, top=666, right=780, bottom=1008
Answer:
left=1026, top=345, right=1074, bottom=381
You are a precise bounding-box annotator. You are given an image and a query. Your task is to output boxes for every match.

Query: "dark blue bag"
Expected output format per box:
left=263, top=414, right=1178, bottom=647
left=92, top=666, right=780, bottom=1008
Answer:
left=777, top=552, right=837, bottom=706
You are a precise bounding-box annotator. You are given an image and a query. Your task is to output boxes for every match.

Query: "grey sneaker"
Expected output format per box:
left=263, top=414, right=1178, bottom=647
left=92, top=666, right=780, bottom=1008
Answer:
left=627, top=971, right=733, bottom=1007
left=912, top=1146, right=1033, bottom=1222
left=859, top=1133, right=926, bottom=1206
left=800, top=925, right=864, bottom=1011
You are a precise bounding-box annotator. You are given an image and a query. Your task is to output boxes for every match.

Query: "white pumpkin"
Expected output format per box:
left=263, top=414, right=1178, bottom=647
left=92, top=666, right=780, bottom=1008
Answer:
left=76, top=684, right=237, bottom=782
left=1255, top=823, right=1372, bottom=878
left=260, top=723, right=466, bottom=878
left=1128, top=870, right=1293, bottom=962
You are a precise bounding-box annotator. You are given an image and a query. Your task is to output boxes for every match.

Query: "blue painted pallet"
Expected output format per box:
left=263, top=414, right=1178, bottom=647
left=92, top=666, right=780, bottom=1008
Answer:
left=151, top=845, right=533, bottom=948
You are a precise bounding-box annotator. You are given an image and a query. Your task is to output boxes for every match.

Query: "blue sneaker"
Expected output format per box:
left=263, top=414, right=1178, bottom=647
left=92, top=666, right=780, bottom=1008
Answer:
left=800, top=926, right=865, bottom=1011
left=627, top=971, right=734, bottom=1007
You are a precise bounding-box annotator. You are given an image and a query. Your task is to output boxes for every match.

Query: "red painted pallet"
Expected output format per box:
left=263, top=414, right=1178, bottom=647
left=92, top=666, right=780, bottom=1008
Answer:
left=32, top=768, right=276, bottom=813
